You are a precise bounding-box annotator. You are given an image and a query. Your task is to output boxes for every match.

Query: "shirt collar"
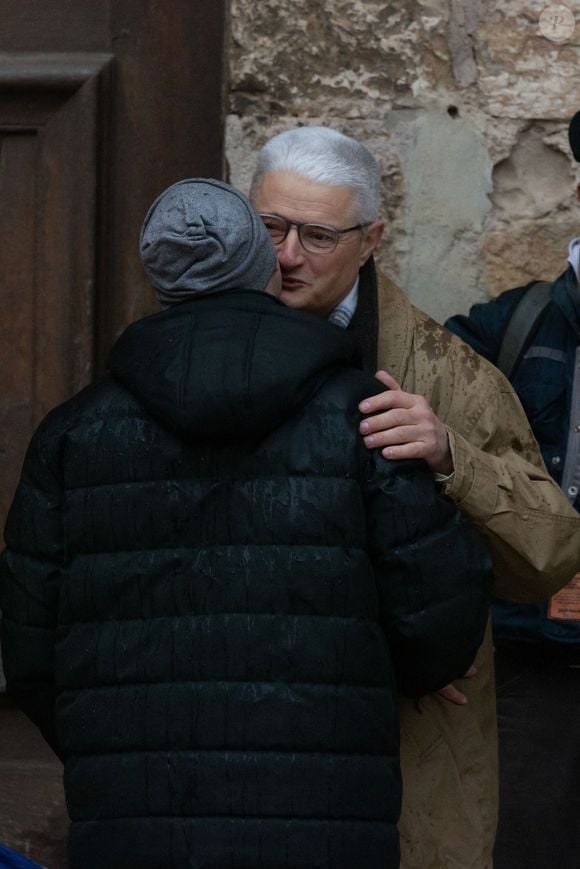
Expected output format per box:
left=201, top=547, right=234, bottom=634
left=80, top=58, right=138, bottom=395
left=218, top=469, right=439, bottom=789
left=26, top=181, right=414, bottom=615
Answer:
left=566, top=237, right=580, bottom=280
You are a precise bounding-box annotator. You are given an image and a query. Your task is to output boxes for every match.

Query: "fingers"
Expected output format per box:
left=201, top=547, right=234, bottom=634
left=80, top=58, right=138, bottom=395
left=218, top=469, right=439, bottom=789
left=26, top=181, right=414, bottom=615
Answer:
left=436, top=664, right=478, bottom=706
left=358, top=371, right=409, bottom=416
left=438, top=683, right=468, bottom=706
left=374, top=370, right=400, bottom=391
left=380, top=443, right=431, bottom=461
left=360, top=405, right=438, bottom=452
left=361, top=406, right=430, bottom=438
left=359, top=392, right=417, bottom=420
left=363, top=425, right=429, bottom=459
left=358, top=377, right=453, bottom=474
left=363, top=422, right=443, bottom=463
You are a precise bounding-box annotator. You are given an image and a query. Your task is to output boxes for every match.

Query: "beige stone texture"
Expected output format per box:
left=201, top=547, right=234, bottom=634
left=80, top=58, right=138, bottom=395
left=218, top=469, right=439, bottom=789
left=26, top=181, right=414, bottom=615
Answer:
left=229, top=1, right=451, bottom=119
left=490, top=125, right=575, bottom=220
left=475, top=3, right=580, bottom=120
left=481, top=221, right=578, bottom=295
left=227, top=0, right=580, bottom=322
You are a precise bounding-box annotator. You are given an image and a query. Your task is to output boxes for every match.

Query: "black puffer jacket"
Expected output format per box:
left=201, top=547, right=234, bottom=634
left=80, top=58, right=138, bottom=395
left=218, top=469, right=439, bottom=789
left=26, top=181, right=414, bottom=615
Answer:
left=1, top=291, right=491, bottom=869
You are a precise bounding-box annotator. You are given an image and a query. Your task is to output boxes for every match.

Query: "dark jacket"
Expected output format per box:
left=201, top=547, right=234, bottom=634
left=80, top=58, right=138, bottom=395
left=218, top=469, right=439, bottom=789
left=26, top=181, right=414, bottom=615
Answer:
left=446, top=268, right=580, bottom=658
left=1, top=290, right=491, bottom=869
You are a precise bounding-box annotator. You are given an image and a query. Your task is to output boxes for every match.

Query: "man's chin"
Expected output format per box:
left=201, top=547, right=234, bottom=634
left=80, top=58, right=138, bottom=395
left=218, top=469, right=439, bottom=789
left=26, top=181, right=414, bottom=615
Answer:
left=280, top=288, right=304, bottom=309
left=280, top=289, right=326, bottom=318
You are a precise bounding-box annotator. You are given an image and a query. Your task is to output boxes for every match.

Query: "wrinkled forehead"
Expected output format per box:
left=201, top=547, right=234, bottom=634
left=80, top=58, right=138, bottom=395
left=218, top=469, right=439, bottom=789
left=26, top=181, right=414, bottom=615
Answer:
left=252, top=171, right=358, bottom=227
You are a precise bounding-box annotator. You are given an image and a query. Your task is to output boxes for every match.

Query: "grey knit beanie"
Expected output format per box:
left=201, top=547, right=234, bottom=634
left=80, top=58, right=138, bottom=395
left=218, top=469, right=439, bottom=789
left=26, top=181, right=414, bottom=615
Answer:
left=139, top=178, right=278, bottom=307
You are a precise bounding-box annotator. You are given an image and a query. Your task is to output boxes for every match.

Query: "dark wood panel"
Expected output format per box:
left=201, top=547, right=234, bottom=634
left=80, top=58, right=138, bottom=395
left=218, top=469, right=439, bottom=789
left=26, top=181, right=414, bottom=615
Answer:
left=0, top=132, right=38, bottom=522
left=0, top=55, right=111, bottom=516
left=0, top=51, right=114, bottom=89
left=33, top=73, right=102, bottom=419
left=0, top=92, right=63, bottom=125
left=100, top=0, right=227, bottom=356
left=0, top=697, right=67, bottom=869
left=0, top=5, right=227, bottom=866
left=0, top=0, right=111, bottom=51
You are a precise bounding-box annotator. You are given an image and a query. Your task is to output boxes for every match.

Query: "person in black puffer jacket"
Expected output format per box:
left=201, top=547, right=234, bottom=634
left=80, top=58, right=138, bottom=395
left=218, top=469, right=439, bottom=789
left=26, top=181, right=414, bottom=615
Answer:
left=0, top=179, right=492, bottom=869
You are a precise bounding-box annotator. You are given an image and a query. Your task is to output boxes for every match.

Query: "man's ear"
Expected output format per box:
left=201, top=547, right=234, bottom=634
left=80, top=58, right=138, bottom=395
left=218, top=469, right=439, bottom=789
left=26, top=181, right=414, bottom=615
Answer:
left=359, top=219, right=385, bottom=267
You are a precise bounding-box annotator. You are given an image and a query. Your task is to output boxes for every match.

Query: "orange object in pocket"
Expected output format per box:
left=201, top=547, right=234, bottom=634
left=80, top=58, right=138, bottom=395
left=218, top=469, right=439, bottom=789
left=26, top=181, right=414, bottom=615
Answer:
left=548, top=573, right=580, bottom=621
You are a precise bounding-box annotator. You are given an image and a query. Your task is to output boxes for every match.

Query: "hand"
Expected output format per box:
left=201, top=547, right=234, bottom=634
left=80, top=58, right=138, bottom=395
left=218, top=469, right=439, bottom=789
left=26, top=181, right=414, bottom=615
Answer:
left=437, top=665, right=477, bottom=706
left=359, top=370, right=454, bottom=475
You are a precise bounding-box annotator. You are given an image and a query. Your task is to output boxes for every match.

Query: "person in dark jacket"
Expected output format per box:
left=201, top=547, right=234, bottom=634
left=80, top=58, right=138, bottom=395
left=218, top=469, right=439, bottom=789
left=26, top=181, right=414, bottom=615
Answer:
left=0, top=179, right=492, bottom=869
left=445, top=112, right=580, bottom=869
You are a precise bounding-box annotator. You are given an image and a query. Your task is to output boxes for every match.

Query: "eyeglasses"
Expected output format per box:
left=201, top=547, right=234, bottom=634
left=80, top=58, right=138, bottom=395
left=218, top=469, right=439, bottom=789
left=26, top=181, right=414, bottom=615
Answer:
left=258, top=213, right=371, bottom=254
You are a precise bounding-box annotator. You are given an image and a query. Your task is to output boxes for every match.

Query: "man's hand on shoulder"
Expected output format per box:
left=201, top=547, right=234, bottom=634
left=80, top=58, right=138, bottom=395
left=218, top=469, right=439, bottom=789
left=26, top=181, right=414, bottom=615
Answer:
left=437, top=665, right=477, bottom=706
left=359, top=370, right=454, bottom=476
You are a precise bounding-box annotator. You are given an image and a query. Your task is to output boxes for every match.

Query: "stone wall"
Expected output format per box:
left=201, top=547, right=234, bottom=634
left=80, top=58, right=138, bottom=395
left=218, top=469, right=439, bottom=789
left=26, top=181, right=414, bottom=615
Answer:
left=226, top=0, right=580, bottom=324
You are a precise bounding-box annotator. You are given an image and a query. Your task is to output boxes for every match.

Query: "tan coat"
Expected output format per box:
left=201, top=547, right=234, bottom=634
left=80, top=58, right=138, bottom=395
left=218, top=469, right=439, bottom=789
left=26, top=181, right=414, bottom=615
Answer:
left=376, top=272, right=580, bottom=869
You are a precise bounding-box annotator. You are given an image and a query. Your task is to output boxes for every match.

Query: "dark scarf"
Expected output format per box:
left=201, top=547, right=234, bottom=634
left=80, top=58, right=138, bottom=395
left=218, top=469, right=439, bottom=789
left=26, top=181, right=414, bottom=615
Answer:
left=564, top=265, right=580, bottom=334
left=348, top=257, right=380, bottom=374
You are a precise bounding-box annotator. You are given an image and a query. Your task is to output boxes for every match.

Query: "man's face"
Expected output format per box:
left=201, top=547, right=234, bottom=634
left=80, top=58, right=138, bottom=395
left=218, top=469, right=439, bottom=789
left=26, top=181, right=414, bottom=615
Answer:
left=252, top=171, right=384, bottom=317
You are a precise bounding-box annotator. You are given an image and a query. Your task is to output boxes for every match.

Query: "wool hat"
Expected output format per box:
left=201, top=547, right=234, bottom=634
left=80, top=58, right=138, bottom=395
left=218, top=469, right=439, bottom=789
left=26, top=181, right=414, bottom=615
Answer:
left=139, top=178, right=278, bottom=307
left=569, top=112, right=580, bottom=163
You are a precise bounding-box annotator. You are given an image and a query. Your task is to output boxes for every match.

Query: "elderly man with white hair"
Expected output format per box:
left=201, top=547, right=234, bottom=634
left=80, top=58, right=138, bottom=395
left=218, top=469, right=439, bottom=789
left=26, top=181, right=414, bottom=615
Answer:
left=250, top=125, right=580, bottom=869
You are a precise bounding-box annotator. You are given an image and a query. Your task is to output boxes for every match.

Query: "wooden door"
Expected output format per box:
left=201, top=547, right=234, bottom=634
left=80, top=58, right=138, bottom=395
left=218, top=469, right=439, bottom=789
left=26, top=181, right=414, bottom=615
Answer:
left=0, top=2, right=226, bottom=864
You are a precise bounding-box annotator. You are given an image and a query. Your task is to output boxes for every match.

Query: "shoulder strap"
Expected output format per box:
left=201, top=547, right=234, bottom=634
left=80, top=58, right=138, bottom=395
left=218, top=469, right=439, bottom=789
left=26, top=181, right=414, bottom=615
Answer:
left=496, top=281, right=552, bottom=379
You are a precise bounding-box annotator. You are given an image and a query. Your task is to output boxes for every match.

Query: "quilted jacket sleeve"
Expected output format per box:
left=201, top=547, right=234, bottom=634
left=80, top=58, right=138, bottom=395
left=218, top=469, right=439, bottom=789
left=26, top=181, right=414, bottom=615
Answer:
left=444, top=284, right=528, bottom=365
left=363, top=452, right=493, bottom=698
left=0, top=417, right=64, bottom=757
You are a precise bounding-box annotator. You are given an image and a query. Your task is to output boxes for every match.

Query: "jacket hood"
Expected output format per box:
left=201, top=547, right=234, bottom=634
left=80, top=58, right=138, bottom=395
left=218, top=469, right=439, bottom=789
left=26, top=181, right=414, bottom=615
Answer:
left=108, top=290, right=355, bottom=441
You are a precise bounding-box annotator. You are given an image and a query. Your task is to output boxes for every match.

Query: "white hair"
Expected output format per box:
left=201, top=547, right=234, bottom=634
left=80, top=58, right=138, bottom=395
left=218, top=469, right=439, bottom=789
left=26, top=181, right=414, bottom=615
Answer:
left=250, top=126, right=381, bottom=223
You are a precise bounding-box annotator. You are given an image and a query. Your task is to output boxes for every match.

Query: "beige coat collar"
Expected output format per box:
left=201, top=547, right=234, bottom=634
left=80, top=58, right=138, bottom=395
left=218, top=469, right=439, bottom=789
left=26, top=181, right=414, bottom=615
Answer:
left=374, top=268, right=415, bottom=386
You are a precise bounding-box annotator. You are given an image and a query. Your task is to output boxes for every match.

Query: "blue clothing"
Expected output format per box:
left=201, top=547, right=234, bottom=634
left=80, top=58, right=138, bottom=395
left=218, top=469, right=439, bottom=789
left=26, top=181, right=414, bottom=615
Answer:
left=0, top=844, right=45, bottom=869
left=446, top=267, right=580, bottom=659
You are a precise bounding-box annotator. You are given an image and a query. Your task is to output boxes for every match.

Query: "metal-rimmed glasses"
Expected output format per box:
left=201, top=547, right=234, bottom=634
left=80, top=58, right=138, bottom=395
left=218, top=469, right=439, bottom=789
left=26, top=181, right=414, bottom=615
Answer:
left=258, top=213, right=371, bottom=254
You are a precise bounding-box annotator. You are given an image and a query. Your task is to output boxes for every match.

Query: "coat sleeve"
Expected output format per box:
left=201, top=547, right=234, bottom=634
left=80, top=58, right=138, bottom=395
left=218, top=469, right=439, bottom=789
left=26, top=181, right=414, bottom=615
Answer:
left=363, top=452, right=493, bottom=698
left=440, top=385, right=580, bottom=603
left=376, top=273, right=580, bottom=605
left=441, top=302, right=580, bottom=602
left=0, top=419, right=64, bottom=757
left=394, top=309, right=579, bottom=604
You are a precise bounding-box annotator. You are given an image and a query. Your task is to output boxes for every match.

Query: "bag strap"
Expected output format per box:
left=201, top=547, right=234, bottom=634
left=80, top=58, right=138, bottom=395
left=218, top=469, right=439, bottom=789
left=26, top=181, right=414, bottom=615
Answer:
left=496, top=281, right=552, bottom=379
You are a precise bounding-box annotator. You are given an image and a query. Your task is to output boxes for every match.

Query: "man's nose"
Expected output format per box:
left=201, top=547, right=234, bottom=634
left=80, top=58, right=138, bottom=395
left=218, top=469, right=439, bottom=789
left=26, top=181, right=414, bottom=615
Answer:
left=276, top=227, right=305, bottom=268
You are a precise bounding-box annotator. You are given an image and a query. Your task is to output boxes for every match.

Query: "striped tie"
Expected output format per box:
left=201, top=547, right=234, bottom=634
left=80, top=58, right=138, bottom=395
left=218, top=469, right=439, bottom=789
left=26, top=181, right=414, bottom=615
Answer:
left=328, top=305, right=351, bottom=329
